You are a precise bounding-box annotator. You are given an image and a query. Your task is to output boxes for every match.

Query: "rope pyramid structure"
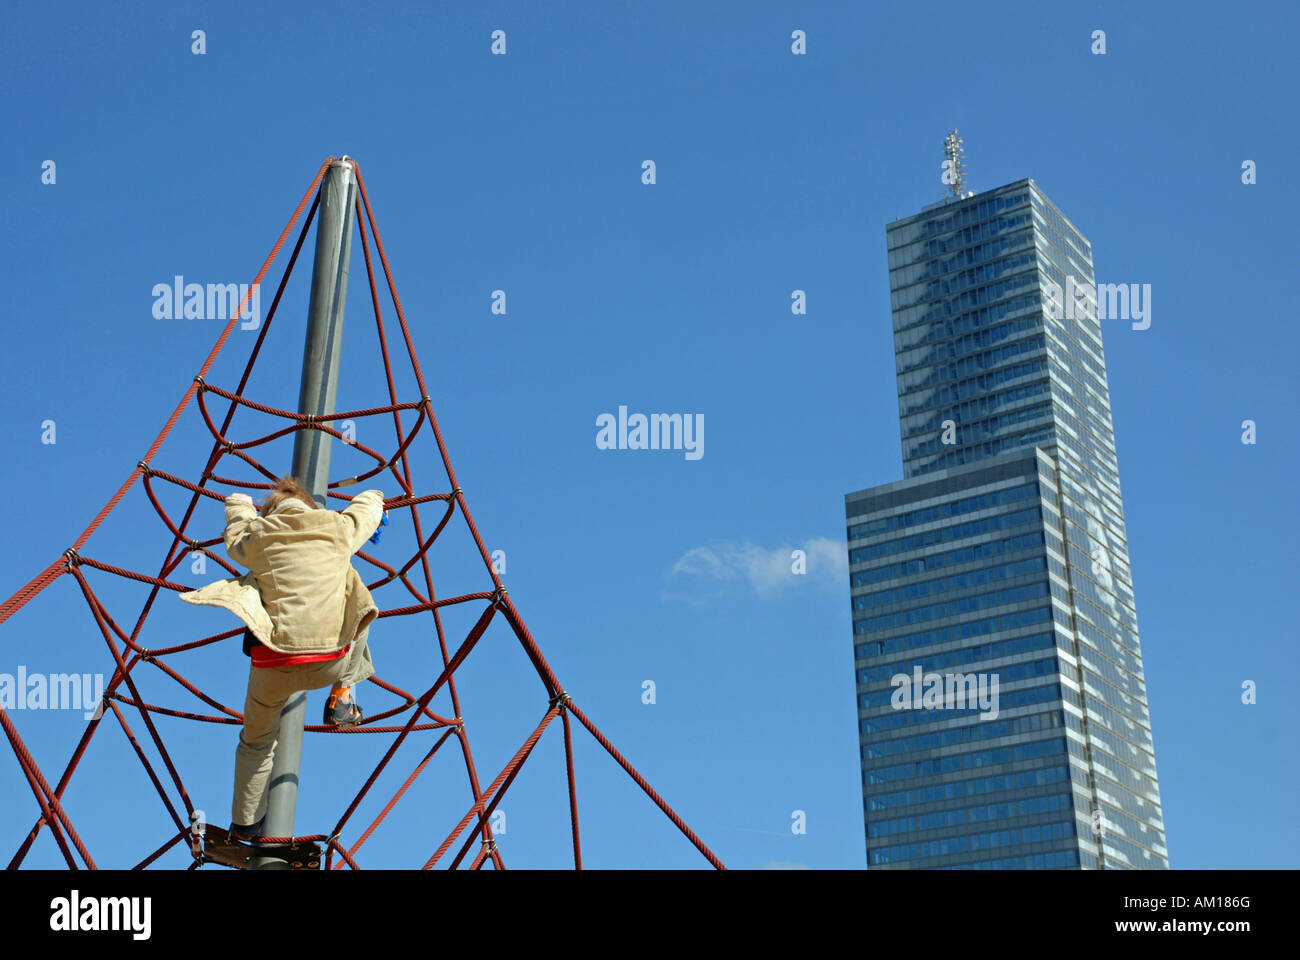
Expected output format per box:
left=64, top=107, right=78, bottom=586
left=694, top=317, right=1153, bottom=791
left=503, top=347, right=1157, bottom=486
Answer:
left=0, top=157, right=723, bottom=870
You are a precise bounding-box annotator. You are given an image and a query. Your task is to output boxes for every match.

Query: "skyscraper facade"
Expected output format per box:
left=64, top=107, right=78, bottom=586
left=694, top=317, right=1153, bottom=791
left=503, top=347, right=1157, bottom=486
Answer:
left=847, top=178, right=1169, bottom=869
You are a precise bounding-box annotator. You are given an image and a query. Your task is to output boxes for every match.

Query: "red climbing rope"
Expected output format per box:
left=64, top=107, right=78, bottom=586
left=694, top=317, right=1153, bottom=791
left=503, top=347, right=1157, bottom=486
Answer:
left=0, top=158, right=723, bottom=871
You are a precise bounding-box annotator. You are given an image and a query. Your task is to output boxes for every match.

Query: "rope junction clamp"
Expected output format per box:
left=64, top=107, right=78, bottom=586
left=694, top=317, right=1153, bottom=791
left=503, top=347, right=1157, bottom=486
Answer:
left=549, top=690, right=571, bottom=713
left=189, top=814, right=205, bottom=857
left=339, top=461, right=394, bottom=488
left=491, top=585, right=508, bottom=608
left=63, top=548, right=81, bottom=570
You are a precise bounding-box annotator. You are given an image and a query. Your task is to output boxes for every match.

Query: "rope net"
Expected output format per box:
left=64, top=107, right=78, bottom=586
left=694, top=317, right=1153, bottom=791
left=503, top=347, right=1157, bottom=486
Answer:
left=0, top=157, right=722, bottom=870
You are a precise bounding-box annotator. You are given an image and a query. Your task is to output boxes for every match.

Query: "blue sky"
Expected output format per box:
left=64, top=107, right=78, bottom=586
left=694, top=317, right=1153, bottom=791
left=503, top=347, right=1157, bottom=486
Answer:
left=1, top=0, right=1296, bottom=869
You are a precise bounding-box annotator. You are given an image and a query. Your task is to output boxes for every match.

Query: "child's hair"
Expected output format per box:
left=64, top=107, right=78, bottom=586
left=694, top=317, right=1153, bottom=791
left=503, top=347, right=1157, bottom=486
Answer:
left=258, top=475, right=318, bottom=516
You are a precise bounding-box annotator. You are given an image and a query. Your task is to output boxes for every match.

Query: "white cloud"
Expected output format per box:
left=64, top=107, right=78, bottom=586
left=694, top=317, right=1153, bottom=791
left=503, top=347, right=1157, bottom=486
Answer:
left=666, top=537, right=847, bottom=600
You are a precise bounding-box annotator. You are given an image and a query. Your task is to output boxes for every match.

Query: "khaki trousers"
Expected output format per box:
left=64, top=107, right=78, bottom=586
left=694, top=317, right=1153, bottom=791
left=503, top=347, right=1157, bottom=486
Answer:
left=231, top=629, right=373, bottom=826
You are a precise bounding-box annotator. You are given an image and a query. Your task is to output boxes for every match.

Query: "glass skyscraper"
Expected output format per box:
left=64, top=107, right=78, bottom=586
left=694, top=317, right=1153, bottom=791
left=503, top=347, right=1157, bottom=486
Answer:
left=847, top=178, right=1169, bottom=869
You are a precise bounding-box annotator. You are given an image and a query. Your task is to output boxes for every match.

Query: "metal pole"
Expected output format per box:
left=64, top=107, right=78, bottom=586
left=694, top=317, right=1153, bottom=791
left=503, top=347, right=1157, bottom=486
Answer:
left=254, top=158, right=356, bottom=869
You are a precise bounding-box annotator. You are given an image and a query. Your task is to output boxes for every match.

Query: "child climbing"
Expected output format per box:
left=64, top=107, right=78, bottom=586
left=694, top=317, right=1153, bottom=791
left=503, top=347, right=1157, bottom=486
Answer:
left=178, top=475, right=387, bottom=842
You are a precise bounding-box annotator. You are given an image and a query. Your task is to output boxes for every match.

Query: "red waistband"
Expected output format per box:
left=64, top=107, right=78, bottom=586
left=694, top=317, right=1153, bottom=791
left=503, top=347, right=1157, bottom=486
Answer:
left=251, top=644, right=349, bottom=669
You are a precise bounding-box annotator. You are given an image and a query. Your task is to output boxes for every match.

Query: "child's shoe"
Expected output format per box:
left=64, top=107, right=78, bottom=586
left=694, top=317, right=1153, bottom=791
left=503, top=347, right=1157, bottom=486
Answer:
left=229, top=816, right=264, bottom=843
left=323, top=686, right=363, bottom=728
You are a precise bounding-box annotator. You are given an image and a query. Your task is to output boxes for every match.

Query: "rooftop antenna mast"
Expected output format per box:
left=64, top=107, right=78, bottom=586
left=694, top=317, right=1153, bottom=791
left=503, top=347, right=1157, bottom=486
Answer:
left=943, top=129, right=969, bottom=200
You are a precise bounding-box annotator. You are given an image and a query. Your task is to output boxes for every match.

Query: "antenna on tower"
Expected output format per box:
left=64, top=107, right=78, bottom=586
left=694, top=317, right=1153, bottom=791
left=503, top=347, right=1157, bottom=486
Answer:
left=942, top=129, right=969, bottom=200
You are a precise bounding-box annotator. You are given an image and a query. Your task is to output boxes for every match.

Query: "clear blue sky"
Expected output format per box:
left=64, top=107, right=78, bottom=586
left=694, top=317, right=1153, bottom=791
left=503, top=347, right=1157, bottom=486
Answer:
left=1, top=0, right=1296, bottom=869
